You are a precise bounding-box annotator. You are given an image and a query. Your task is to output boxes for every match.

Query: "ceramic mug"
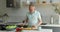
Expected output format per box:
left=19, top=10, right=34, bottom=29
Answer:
left=38, top=26, right=42, bottom=31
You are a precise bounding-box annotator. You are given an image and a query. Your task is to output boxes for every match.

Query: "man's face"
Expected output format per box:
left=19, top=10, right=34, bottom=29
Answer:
left=29, top=6, right=35, bottom=13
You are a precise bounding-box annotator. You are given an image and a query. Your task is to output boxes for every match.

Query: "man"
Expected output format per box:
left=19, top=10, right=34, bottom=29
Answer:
left=16, top=4, right=42, bottom=32
left=25, top=4, right=42, bottom=29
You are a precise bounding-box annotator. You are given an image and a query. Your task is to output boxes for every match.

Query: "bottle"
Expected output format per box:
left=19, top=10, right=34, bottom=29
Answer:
left=50, top=16, right=54, bottom=24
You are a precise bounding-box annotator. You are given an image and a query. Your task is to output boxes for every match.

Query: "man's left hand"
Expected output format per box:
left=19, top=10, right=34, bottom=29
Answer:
left=32, top=25, right=38, bottom=29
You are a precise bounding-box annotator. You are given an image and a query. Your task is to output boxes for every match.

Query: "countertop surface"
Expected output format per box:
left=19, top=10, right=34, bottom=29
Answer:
left=40, top=24, right=60, bottom=27
left=0, top=29, right=52, bottom=32
left=22, top=29, right=52, bottom=32
left=0, top=22, right=60, bottom=27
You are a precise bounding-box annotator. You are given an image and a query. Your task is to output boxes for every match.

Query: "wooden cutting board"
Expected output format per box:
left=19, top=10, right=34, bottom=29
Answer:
left=20, top=27, right=37, bottom=30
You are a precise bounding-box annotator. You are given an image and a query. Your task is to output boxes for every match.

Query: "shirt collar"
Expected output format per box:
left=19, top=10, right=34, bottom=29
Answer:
left=29, top=10, right=36, bottom=14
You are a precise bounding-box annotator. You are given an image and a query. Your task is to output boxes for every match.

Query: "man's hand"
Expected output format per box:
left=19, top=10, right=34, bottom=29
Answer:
left=32, top=25, right=38, bottom=29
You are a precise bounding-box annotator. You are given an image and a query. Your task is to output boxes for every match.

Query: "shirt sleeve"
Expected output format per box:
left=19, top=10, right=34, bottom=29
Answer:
left=38, top=12, right=41, bottom=20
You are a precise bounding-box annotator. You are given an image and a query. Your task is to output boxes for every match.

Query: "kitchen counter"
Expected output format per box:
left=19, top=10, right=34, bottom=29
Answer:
left=0, top=22, right=60, bottom=28
left=22, top=29, right=52, bottom=32
left=40, top=24, right=60, bottom=32
left=0, top=29, right=52, bottom=32
left=40, top=24, right=60, bottom=27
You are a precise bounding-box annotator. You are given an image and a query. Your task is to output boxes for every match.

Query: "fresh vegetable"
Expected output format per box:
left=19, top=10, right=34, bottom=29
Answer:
left=6, top=25, right=17, bottom=29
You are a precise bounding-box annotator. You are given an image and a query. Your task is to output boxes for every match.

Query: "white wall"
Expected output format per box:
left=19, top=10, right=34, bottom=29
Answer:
left=21, top=0, right=60, bottom=4
left=52, top=0, right=60, bottom=3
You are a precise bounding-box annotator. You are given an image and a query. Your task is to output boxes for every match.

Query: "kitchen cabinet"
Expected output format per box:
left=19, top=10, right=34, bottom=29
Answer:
left=6, top=0, right=14, bottom=7
left=6, top=0, right=21, bottom=8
